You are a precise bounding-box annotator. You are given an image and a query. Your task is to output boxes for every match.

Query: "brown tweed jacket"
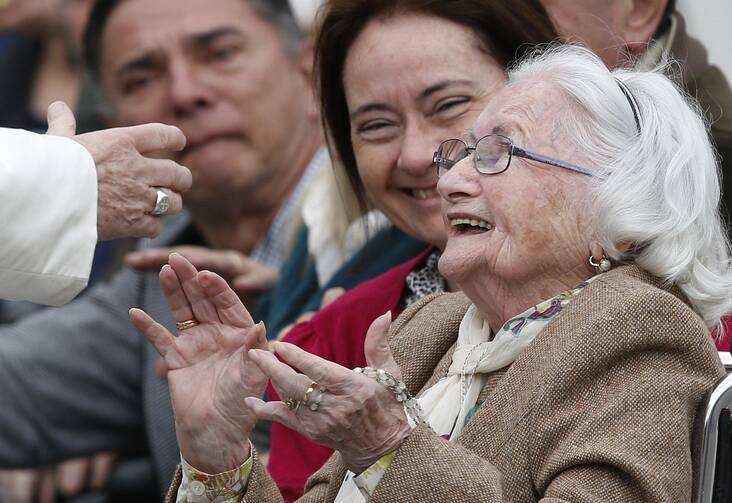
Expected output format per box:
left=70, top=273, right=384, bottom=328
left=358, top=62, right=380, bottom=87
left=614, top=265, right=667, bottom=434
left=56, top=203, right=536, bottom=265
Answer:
left=167, top=265, right=724, bottom=502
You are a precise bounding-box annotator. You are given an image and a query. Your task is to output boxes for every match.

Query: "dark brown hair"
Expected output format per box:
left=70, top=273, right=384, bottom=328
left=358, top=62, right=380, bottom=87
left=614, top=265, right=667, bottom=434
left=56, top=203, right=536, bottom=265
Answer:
left=315, top=0, right=558, bottom=211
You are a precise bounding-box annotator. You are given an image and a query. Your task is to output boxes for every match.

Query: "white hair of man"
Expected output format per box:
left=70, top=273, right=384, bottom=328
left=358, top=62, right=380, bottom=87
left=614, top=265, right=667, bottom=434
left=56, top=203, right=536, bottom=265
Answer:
left=509, top=44, right=732, bottom=333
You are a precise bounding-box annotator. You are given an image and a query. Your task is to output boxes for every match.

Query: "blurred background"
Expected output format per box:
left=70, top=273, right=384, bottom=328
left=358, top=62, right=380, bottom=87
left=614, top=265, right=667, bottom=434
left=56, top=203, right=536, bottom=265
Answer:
left=678, top=0, right=732, bottom=81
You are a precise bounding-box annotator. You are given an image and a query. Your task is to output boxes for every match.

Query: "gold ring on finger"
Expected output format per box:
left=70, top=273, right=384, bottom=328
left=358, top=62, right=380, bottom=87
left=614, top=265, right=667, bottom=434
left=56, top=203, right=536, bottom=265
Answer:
left=303, top=382, right=328, bottom=412
left=176, top=319, right=199, bottom=331
left=302, top=382, right=318, bottom=405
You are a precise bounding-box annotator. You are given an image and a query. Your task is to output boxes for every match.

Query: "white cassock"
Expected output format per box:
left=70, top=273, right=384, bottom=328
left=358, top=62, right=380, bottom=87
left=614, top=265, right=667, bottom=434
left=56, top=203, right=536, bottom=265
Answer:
left=0, top=127, right=97, bottom=306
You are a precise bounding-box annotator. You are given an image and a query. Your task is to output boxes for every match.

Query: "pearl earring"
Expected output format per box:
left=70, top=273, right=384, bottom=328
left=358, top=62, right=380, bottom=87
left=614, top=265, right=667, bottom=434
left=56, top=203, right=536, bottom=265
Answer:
left=589, top=254, right=611, bottom=273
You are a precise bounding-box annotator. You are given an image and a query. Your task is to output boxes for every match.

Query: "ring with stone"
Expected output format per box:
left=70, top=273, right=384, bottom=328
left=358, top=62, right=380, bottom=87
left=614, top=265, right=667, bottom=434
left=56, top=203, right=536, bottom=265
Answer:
left=148, top=189, right=170, bottom=216
left=284, top=398, right=301, bottom=411
left=303, top=383, right=326, bottom=412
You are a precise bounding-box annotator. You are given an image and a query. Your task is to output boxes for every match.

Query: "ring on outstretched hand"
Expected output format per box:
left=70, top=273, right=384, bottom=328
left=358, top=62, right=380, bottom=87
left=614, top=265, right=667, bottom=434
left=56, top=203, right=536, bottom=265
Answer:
left=302, top=382, right=326, bottom=412
left=285, top=398, right=301, bottom=411
left=148, top=189, right=170, bottom=216
left=176, top=319, right=199, bottom=331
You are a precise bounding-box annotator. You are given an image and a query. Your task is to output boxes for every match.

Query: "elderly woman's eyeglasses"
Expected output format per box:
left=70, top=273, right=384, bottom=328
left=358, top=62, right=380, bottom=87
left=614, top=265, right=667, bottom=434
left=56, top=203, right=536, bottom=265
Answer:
left=433, top=134, right=593, bottom=178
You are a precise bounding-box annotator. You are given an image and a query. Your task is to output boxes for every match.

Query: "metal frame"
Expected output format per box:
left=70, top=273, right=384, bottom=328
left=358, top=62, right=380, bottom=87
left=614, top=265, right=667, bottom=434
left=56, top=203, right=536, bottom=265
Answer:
left=696, top=352, right=732, bottom=503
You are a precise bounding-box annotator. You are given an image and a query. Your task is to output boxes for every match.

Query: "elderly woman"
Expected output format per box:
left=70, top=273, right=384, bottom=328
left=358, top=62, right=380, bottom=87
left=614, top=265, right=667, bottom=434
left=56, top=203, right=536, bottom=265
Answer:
left=132, top=45, right=729, bottom=502
left=266, top=1, right=555, bottom=498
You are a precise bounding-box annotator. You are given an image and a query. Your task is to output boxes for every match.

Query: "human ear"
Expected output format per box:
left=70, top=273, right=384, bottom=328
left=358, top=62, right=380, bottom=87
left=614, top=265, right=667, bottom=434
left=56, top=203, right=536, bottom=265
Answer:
left=295, top=38, right=320, bottom=123
left=622, top=0, right=668, bottom=53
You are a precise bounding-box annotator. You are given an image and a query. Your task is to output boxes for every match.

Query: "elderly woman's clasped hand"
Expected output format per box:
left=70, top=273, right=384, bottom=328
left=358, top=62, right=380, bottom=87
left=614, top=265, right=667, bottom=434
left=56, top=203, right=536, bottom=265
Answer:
left=131, top=254, right=412, bottom=475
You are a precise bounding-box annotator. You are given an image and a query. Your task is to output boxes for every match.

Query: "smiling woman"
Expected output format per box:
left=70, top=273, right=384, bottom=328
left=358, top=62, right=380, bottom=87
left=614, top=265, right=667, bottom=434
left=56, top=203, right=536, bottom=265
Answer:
left=135, top=43, right=731, bottom=503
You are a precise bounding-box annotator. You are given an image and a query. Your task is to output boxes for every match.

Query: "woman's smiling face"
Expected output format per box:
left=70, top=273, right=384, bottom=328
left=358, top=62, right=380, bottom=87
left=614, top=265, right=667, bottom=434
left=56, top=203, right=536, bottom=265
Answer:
left=343, top=12, right=506, bottom=249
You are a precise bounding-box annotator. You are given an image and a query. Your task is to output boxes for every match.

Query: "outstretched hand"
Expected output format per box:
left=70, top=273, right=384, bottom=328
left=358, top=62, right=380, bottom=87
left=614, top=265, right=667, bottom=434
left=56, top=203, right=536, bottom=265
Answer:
left=247, top=311, right=412, bottom=473
left=129, top=253, right=268, bottom=473
left=47, top=101, right=191, bottom=240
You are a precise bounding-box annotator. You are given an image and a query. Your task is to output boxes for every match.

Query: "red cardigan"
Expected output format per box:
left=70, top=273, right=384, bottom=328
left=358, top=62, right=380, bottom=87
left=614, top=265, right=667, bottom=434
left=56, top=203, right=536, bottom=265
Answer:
left=717, top=315, right=732, bottom=351
left=266, top=251, right=731, bottom=501
left=267, top=248, right=431, bottom=502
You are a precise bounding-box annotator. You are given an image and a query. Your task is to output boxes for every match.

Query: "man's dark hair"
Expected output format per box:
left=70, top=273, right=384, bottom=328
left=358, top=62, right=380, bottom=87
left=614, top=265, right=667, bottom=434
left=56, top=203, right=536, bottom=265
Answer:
left=83, top=0, right=302, bottom=77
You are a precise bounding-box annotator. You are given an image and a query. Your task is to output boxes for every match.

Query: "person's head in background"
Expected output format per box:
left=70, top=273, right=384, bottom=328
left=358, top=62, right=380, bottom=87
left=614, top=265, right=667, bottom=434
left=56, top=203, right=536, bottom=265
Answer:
left=0, top=0, right=97, bottom=130
left=83, top=0, right=322, bottom=225
left=540, top=0, right=674, bottom=68
left=0, top=0, right=94, bottom=52
left=315, top=0, right=558, bottom=251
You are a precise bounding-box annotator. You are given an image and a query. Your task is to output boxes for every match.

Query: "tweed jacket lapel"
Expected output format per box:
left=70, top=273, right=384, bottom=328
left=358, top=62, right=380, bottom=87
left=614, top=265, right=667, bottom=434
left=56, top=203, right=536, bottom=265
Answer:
left=387, top=292, right=470, bottom=394
left=389, top=266, right=692, bottom=472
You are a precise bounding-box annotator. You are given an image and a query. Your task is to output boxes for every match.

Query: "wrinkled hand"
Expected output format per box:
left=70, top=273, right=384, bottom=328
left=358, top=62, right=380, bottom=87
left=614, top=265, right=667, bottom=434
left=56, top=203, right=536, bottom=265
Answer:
left=0, top=453, right=115, bottom=503
left=46, top=101, right=192, bottom=240
left=247, top=312, right=411, bottom=473
left=126, top=246, right=279, bottom=297
left=129, top=253, right=269, bottom=474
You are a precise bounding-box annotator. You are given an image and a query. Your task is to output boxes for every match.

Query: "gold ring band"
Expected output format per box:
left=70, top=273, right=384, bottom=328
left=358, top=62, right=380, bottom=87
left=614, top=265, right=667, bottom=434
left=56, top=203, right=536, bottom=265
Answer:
left=302, top=383, right=317, bottom=404
left=176, top=319, right=199, bottom=331
left=304, top=382, right=326, bottom=412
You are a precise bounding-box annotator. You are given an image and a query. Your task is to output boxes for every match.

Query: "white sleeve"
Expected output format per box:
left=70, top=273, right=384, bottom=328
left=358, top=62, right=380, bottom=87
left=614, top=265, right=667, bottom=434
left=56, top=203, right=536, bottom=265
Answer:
left=0, top=127, right=97, bottom=306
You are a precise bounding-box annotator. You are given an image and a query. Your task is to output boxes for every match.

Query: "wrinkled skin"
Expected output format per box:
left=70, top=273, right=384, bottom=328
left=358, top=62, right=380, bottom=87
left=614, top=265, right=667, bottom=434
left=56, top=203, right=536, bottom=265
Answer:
left=132, top=254, right=410, bottom=475
left=46, top=102, right=191, bottom=240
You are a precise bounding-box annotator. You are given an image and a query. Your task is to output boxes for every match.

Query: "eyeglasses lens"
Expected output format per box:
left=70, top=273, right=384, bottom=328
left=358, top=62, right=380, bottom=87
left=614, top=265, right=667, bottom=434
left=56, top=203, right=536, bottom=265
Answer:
left=436, top=139, right=468, bottom=177
left=475, top=136, right=511, bottom=174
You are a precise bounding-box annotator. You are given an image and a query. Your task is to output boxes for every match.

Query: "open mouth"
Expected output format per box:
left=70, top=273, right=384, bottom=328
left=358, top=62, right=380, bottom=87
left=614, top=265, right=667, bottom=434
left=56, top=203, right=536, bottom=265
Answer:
left=410, top=187, right=439, bottom=200
left=450, top=217, right=493, bottom=234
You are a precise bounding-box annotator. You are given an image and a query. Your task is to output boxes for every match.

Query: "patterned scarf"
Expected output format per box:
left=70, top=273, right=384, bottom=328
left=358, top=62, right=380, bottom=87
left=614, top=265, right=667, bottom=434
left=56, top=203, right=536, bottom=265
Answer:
left=335, top=278, right=594, bottom=502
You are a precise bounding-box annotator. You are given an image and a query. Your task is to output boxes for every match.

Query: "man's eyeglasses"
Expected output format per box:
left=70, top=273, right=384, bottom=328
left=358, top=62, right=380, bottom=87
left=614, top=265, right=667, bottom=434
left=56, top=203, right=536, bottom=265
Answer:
left=433, top=134, right=593, bottom=178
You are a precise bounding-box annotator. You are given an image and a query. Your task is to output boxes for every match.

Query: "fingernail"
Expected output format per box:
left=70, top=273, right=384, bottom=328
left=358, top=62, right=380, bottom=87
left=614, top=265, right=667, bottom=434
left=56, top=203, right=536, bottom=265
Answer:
left=47, top=101, right=65, bottom=120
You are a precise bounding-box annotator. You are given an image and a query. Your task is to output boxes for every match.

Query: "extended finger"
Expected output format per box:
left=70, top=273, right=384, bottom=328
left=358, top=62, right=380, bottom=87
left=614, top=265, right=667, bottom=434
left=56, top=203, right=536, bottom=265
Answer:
left=198, top=270, right=255, bottom=328
left=0, top=469, right=38, bottom=503
left=46, top=101, right=77, bottom=137
left=123, top=123, right=186, bottom=154
left=128, top=246, right=234, bottom=275
left=364, top=311, right=400, bottom=377
left=159, top=264, right=195, bottom=323
left=140, top=158, right=192, bottom=193
left=245, top=397, right=300, bottom=432
left=320, top=287, right=346, bottom=309
left=294, top=312, right=315, bottom=324
left=248, top=349, right=310, bottom=401
left=168, top=253, right=220, bottom=323
left=89, top=453, right=115, bottom=490
left=38, top=469, right=54, bottom=503
left=56, top=457, right=89, bottom=497
left=232, top=263, right=279, bottom=292
left=272, top=342, right=352, bottom=389
left=125, top=248, right=174, bottom=271
left=129, top=308, right=176, bottom=358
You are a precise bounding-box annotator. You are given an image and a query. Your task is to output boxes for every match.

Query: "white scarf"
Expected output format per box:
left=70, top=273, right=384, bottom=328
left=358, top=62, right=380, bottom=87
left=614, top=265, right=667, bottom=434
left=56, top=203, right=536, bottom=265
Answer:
left=335, top=279, right=594, bottom=502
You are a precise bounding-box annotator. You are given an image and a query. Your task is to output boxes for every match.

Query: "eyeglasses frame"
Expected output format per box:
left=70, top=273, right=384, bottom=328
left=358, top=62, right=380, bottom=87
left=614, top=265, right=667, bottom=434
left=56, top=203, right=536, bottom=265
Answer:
left=433, top=134, right=593, bottom=178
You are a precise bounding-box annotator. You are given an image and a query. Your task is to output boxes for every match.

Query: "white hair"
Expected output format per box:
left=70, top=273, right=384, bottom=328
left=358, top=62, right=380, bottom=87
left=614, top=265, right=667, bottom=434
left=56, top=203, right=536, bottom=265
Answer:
left=508, top=44, right=732, bottom=334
